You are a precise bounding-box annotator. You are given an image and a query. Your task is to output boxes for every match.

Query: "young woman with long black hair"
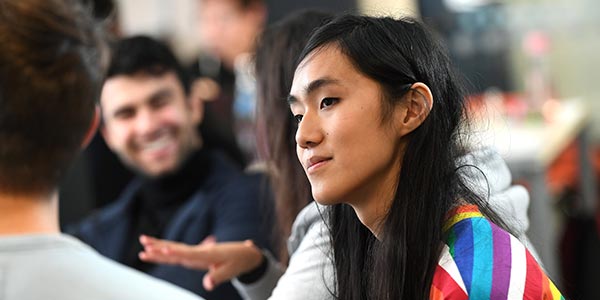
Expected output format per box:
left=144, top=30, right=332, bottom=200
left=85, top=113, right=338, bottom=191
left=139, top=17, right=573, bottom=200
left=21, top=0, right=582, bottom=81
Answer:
left=287, top=15, right=563, bottom=299
left=139, top=12, right=543, bottom=300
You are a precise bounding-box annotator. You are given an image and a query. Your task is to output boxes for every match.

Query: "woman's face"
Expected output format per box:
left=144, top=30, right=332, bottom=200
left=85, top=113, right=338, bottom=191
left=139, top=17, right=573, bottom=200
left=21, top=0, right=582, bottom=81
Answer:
left=288, top=45, right=406, bottom=219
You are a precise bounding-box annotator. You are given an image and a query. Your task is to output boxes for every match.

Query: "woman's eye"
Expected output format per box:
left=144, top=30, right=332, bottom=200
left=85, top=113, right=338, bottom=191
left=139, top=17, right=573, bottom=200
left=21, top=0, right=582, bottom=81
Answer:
left=320, top=97, right=338, bottom=109
left=294, top=114, right=303, bottom=124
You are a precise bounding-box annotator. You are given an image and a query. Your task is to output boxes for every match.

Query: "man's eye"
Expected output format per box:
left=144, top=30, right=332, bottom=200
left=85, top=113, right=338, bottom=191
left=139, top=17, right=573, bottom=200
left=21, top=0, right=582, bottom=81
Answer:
left=320, top=97, right=338, bottom=109
left=151, top=97, right=168, bottom=108
left=113, top=109, right=134, bottom=120
left=294, top=115, right=303, bottom=124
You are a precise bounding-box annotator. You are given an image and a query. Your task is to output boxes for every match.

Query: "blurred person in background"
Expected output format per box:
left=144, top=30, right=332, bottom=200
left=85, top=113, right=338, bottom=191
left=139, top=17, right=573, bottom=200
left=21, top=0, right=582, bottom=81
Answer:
left=191, top=0, right=267, bottom=163
left=68, top=35, right=273, bottom=300
left=0, top=0, right=202, bottom=299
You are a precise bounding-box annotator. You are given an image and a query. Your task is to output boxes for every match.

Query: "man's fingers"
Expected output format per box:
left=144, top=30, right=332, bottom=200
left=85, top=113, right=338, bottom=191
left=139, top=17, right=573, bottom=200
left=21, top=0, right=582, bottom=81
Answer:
left=139, top=239, right=253, bottom=276
left=139, top=235, right=183, bottom=248
left=138, top=234, right=155, bottom=246
left=203, top=273, right=216, bottom=291
left=139, top=242, right=222, bottom=270
left=167, top=244, right=223, bottom=269
left=200, top=235, right=216, bottom=246
left=203, top=262, right=239, bottom=290
left=139, top=245, right=182, bottom=265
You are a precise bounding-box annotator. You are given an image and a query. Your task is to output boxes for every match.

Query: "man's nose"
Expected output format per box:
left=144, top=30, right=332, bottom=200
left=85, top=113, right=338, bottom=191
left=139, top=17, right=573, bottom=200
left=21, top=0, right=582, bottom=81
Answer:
left=134, top=108, right=159, bottom=136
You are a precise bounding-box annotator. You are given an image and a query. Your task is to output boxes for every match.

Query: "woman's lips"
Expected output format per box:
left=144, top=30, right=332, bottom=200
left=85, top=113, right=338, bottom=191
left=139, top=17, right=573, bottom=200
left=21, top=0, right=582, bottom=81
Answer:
left=306, top=156, right=332, bottom=174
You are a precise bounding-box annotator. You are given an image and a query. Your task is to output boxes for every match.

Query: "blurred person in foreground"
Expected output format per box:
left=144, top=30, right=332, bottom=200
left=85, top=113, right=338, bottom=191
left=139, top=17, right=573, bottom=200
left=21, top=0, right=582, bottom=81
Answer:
left=69, top=35, right=273, bottom=300
left=0, top=0, right=202, bottom=299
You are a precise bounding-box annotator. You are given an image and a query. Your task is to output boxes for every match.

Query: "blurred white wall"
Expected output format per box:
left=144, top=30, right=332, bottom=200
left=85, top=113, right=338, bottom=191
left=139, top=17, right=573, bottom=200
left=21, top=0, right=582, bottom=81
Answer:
left=506, top=0, right=600, bottom=141
left=358, top=0, right=419, bottom=17
left=115, top=0, right=201, bottom=64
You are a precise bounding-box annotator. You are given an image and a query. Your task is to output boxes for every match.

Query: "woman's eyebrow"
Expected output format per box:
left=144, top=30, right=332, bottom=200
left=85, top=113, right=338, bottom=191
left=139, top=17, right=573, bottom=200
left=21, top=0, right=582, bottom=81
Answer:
left=287, top=77, right=340, bottom=105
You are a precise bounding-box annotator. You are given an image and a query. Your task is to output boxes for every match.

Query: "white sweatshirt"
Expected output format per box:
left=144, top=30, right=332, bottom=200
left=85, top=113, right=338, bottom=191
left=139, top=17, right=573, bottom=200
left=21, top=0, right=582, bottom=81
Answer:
left=233, top=147, right=533, bottom=300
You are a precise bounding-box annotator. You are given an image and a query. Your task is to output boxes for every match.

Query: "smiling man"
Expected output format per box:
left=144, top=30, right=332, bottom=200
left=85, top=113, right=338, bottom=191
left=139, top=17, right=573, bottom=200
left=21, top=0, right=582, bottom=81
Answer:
left=70, top=36, right=273, bottom=300
left=100, top=68, right=201, bottom=177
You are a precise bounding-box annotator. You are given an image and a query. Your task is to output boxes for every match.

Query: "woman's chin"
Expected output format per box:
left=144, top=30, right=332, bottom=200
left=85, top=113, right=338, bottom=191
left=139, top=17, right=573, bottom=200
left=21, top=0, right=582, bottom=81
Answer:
left=312, top=194, right=342, bottom=206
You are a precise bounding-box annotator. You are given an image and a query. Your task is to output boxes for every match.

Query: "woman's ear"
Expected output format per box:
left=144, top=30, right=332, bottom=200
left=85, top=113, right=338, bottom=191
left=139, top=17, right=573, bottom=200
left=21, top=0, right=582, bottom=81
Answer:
left=395, top=82, right=433, bottom=137
left=81, top=105, right=100, bottom=149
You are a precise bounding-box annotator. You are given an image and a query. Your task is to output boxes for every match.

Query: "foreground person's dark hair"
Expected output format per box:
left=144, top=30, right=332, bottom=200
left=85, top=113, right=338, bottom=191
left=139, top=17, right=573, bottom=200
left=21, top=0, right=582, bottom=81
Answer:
left=0, top=0, right=105, bottom=194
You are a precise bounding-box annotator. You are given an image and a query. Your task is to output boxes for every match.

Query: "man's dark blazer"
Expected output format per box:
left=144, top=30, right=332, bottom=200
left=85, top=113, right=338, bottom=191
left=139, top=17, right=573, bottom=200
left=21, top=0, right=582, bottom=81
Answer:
left=69, top=150, right=274, bottom=300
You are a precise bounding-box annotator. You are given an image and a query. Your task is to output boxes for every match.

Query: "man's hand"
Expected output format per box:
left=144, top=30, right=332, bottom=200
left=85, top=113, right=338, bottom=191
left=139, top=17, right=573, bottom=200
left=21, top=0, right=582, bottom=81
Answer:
left=139, top=235, right=264, bottom=291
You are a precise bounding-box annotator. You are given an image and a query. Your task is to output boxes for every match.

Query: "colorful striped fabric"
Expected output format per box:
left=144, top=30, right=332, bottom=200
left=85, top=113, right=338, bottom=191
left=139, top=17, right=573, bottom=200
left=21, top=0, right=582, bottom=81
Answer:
left=431, top=205, right=565, bottom=300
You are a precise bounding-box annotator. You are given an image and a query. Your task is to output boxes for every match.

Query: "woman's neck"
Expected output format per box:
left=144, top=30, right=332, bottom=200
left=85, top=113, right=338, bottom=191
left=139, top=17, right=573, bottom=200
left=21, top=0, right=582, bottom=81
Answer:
left=0, top=190, right=60, bottom=235
left=348, top=168, right=400, bottom=239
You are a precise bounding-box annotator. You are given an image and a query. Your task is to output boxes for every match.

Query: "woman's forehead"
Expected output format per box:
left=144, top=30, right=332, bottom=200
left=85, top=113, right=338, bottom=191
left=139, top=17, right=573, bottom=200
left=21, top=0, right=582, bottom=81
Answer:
left=292, top=46, right=357, bottom=90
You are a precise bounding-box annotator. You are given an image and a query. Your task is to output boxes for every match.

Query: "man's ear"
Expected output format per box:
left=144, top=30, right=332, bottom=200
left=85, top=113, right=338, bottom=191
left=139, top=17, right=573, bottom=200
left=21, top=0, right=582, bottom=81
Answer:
left=189, top=94, right=205, bottom=126
left=191, top=77, right=220, bottom=103
left=81, top=105, right=101, bottom=149
left=395, top=82, right=433, bottom=137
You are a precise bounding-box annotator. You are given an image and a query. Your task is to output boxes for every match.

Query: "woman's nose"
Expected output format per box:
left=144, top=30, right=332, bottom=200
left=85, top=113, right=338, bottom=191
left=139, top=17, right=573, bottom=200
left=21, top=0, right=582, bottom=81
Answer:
left=295, top=112, right=324, bottom=149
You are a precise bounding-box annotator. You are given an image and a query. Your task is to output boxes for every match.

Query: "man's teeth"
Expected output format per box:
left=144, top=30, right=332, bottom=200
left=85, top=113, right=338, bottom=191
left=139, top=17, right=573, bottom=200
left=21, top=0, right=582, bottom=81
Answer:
left=142, top=135, right=171, bottom=151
